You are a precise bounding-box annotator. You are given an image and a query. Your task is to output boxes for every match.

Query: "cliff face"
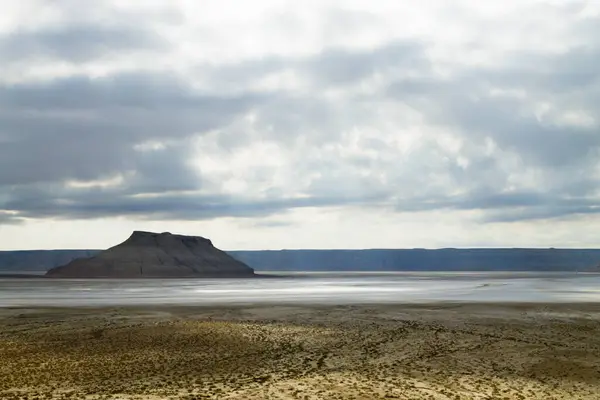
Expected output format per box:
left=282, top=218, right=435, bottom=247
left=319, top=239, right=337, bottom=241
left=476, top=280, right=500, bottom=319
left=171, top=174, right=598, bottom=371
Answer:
left=45, top=231, right=255, bottom=278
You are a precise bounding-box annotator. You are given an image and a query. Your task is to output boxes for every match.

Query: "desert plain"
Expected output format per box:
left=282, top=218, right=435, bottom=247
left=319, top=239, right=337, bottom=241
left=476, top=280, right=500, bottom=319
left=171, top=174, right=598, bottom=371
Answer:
left=0, top=303, right=599, bottom=399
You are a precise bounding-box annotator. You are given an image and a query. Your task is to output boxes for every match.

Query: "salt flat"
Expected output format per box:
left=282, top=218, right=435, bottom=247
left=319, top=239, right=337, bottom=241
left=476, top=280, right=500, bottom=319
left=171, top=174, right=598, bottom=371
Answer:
left=1, top=272, right=600, bottom=307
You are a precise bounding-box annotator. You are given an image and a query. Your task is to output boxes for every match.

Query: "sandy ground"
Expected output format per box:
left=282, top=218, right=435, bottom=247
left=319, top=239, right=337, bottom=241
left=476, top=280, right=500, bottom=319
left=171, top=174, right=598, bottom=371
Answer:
left=0, top=303, right=599, bottom=399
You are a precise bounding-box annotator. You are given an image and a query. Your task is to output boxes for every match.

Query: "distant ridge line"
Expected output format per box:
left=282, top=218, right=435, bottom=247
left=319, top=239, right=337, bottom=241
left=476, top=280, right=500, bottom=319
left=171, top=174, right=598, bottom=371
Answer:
left=2, top=248, right=599, bottom=273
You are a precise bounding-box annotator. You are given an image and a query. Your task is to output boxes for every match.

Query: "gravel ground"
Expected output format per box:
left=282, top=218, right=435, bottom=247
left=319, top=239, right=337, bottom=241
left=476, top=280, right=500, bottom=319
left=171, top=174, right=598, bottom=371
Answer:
left=0, top=303, right=599, bottom=399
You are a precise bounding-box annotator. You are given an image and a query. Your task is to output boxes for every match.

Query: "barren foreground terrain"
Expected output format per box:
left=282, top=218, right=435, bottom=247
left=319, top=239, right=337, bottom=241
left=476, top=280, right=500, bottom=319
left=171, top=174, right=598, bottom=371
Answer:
left=0, top=303, right=599, bottom=399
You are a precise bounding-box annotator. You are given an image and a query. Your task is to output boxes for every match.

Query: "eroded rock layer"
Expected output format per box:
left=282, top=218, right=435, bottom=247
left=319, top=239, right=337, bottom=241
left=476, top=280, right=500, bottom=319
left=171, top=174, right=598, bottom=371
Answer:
left=46, top=231, right=255, bottom=278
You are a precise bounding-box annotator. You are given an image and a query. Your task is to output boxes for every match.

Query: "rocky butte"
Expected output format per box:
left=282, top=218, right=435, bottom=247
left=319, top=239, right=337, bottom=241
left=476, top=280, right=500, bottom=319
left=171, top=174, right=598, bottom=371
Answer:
left=45, top=231, right=255, bottom=278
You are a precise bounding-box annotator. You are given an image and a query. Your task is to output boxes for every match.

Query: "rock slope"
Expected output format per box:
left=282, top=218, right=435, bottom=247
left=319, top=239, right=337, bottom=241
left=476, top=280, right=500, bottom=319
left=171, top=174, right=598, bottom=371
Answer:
left=46, top=231, right=255, bottom=278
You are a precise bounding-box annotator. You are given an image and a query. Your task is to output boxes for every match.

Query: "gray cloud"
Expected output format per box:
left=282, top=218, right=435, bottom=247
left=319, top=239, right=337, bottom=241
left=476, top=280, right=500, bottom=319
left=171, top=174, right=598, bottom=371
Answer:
left=0, top=184, right=384, bottom=224
left=0, top=72, right=266, bottom=186
left=0, top=25, right=167, bottom=63
left=1, top=3, right=599, bottom=227
left=303, top=41, right=427, bottom=86
left=379, top=36, right=600, bottom=222
left=0, top=72, right=255, bottom=112
left=392, top=190, right=600, bottom=223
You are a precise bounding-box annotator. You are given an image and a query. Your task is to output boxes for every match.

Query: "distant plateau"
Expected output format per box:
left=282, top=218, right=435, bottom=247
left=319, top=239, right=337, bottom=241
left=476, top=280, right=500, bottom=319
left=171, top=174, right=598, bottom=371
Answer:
left=1, top=241, right=600, bottom=274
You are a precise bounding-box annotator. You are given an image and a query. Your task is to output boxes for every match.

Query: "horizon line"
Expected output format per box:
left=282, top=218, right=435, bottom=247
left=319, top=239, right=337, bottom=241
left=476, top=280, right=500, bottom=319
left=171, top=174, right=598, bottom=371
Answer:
left=2, top=247, right=600, bottom=252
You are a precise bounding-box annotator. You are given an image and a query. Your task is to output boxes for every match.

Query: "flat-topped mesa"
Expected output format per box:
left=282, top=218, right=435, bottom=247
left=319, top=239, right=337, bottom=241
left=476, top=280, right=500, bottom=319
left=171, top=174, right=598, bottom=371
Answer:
left=124, top=231, right=214, bottom=249
left=46, top=231, right=255, bottom=278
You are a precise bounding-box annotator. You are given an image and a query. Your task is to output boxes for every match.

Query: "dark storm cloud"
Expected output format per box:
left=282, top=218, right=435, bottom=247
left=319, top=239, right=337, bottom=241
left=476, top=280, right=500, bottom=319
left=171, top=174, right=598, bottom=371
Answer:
left=0, top=25, right=167, bottom=63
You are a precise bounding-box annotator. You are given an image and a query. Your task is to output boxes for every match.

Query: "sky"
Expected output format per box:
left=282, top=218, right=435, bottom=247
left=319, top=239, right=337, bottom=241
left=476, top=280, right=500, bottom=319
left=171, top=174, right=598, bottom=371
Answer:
left=0, top=0, right=599, bottom=250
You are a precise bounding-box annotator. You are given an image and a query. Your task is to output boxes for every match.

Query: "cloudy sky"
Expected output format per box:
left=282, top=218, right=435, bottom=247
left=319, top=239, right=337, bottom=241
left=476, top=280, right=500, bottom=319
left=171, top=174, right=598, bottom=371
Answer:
left=0, top=0, right=599, bottom=250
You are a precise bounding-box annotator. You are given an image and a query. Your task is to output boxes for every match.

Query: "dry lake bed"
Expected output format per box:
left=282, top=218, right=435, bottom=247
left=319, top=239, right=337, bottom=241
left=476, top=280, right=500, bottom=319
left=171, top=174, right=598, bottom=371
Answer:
left=1, top=302, right=599, bottom=399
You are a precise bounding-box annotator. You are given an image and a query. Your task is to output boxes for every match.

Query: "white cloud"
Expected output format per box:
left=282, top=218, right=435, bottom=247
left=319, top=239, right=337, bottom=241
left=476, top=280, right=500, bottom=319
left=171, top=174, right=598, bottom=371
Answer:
left=0, top=0, right=599, bottom=249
